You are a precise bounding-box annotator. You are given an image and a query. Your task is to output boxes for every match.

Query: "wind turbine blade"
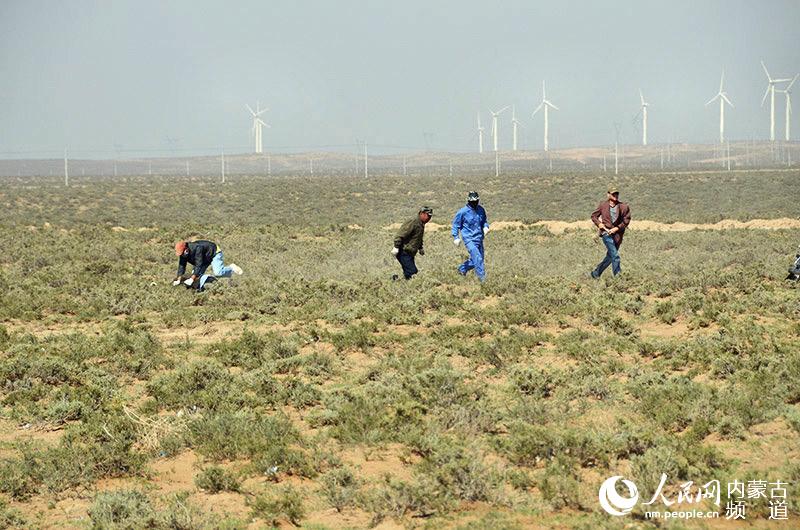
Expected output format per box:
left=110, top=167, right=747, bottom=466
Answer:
left=640, top=89, right=644, bottom=106
left=787, top=74, right=799, bottom=91
left=761, top=85, right=771, bottom=107
left=246, top=104, right=256, bottom=116
left=495, top=105, right=510, bottom=115
left=542, top=80, right=546, bottom=100
left=705, top=94, right=719, bottom=106
left=761, top=60, right=772, bottom=81
left=721, top=93, right=734, bottom=108
left=532, top=103, right=543, bottom=116
left=546, top=101, right=559, bottom=111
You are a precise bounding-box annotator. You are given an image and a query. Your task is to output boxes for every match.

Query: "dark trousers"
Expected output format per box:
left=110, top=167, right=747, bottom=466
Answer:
left=396, top=251, right=418, bottom=279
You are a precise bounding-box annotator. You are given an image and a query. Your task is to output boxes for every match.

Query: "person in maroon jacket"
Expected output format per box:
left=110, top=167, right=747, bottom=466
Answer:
left=590, top=185, right=631, bottom=278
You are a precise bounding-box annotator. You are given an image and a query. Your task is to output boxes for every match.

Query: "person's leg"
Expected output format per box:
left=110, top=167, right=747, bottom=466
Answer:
left=592, top=235, right=616, bottom=277
left=464, top=242, right=484, bottom=281
left=459, top=251, right=475, bottom=275
left=211, top=251, right=233, bottom=277
left=471, top=242, right=486, bottom=281
left=610, top=242, right=621, bottom=275
left=397, top=252, right=418, bottom=279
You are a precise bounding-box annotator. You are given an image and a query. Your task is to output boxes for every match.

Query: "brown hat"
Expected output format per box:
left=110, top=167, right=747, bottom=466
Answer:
left=607, top=185, right=619, bottom=194
left=175, top=241, right=188, bottom=256
left=419, top=206, right=433, bottom=216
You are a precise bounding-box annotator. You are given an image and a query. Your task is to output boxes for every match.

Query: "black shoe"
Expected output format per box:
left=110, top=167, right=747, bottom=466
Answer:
left=392, top=274, right=399, bottom=281
left=590, top=271, right=599, bottom=279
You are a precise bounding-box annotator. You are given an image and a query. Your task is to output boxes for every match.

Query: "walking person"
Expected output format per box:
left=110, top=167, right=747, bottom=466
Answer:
left=173, top=239, right=243, bottom=290
left=590, top=185, right=631, bottom=278
left=452, top=191, right=490, bottom=282
left=392, top=206, right=433, bottom=280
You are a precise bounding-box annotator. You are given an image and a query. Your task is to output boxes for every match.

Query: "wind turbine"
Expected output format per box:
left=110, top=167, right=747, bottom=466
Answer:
left=761, top=61, right=792, bottom=142
left=705, top=70, right=734, bottom=144
left=639, top=90, right=649, bottom=146
left=246, top=102, right=269, bottom=154
left=511, top=105, right=522, bottom=151
left=490, top=106, right=509, bottom=152
left=532, top=81, right=559, bottom=152
left=776, top=74, right=798, bottom=142
left=476, top=112, right=485, bottom=153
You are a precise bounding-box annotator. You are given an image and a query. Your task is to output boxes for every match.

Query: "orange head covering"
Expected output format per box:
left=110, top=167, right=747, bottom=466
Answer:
left=174, top=241, right=188, bottom=256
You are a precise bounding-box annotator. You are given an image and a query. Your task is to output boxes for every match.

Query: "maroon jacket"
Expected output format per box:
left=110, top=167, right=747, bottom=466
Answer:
left=591, top=201, right=631, bottom=247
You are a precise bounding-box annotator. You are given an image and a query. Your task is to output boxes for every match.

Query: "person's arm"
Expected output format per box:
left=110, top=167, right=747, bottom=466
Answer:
left=394, top=220, right=413, bottom=249
left=591, top=203, right=605, bottom=229
left=619, top=204, right=631, bottom=230
left=191, top=243, right=213, bottom=277
left=176, top=256, right=187, bottom=279
left=482, top=207, right=490, bottom=232
left=451, top=210, right=462, bottom=239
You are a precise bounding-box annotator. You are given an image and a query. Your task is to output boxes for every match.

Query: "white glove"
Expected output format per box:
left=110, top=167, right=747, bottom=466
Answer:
left=453, top=238, right=461, bottom=247
left=391, top=247, right=399, bottom=256
left=483, top=226, right=489, bottom=235
left=172, top=279, right=181, bottom=287
left=183, top=277, right=194, bottom=286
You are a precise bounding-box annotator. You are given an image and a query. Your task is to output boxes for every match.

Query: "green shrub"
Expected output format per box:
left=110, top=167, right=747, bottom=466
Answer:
left=195, top=465, right=241, bottom=493
left=249, top=485, right=305, bottom=526
left=320, top=466, right=360, bottom=512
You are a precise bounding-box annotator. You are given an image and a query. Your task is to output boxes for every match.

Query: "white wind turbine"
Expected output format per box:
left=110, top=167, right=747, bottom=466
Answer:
left=511, top=105, right=523, bottom=151
left=776, top=74, right=798, bottom=142
left=532, top=81, right=559, bottom=152
left=490, top=106, right=509, bottom=152
left=705, top=70, right=734, bottom=144
left=476, top=112, right=485, bottom=153
left=639, top=90, right=649, bottom=146
left=761, top=61, right=792, bottom=142
left=246, top=102, right=269, bottom=154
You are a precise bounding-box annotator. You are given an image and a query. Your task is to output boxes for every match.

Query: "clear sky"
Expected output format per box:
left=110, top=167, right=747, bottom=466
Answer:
left=1, top=0, right=798, bottom=157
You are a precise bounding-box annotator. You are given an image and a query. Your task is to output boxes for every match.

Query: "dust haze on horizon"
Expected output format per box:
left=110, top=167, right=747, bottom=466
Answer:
left=1, top=0, right=799, bottom=158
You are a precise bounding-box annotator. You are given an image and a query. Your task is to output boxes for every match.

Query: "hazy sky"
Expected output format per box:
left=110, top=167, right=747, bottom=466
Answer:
left=1, top=0, right=799, bottom=157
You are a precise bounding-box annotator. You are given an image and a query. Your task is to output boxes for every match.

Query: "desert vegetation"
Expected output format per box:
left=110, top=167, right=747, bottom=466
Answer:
left=0, top=169, right=798, bottom=528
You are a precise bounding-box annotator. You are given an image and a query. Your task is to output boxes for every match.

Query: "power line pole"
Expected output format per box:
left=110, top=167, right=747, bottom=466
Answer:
left=603, top=153, right=607, bottom=172
left=364, top=142, right=368, bottom=178
left=309, top=158, right=314, bottom=176
left=64, top=148, right=69, bottom=186
left=267, top=154, right=271, bottom=176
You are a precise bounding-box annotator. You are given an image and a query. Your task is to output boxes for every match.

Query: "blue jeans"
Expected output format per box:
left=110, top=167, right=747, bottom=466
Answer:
left=396, top=251, right=418, bottom=279
left=198, top=251, right=232, bottom=289
left=459, top=241, right=486, bottom=281
left=592, top=234, right=621, bottom=277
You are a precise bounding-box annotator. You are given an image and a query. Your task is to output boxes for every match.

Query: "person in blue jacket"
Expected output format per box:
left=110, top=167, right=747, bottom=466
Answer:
left=451, top=191, right=490, bottom=282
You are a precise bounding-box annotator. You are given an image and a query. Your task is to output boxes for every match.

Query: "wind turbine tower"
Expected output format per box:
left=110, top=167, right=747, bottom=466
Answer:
left=777, top=74, right=798, bottom=142
left=532, top=81, right=559, bottom=152
left=761, top=61, right=792, bottom=142
left=246, top=102, right=270, bottom=154
left=639, top=90, right=649, bottom=146
left=490, top=106, right=509, bottom=152
left=476, top=112, right=485, bottom=154
left=511, top=106, right=521, bottom=151
left=705, top=70, right=734, bottom=144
